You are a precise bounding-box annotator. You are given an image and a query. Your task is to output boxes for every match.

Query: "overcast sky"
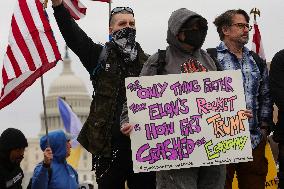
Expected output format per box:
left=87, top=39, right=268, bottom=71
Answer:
left=0, top=0, right=283, bottom=138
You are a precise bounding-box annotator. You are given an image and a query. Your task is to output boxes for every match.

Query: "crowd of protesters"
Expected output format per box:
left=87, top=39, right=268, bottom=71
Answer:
left=1, top=3, right=284, bottom=189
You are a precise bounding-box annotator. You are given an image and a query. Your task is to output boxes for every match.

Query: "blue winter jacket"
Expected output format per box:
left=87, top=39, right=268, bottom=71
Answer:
left=31, top=130, right=78, bottom=189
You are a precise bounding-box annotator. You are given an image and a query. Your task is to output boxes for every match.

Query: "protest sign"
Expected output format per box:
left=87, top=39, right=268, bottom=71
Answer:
left=125, top=70, right=253, bottom=173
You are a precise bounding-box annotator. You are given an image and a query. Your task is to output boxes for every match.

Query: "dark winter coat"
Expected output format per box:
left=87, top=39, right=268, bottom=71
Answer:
left=0, top=149, right=24, bottom=189
left=53, top=4, right=148, bottom=157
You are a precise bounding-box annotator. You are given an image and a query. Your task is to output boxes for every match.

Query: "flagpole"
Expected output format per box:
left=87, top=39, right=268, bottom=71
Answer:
left=40, top=0, right=50, bottom=146
left=109, top=0, right=112, bottom=18
left=40, top=76, right=50, bottom=146
left=108, top=0, right=112, bottom=41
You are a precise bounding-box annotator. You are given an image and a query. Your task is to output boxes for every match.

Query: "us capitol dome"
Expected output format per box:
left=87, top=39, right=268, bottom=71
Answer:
left=39, top=47, right=91, bottom=135
left=21, top=46, right=97, bottom=188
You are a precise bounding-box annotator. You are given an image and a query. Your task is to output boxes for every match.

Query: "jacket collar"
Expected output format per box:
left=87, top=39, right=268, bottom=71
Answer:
left=217, top=41, right=250, bottom=55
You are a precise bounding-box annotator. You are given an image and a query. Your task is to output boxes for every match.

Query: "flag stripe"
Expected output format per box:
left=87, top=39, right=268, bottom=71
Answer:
left=0, top=61, right=57, bottom=109
left=0, top=0, right=61, bottom=110
left=35, top=0, right=61, bottom=60
left=63, top=0, right=84, bottom=20
left=252, top=24, right=261, bottom=54
left=2, top=68, right=8, bottom=87
left=92, top=0, right=110, bottom=2
left=30, top=0, right=55, bottom=63
left=70, top=0, right=86, bottom=15
left=11, top=16, right=36, bottom=71
left=9, top=34, right=30, bottom=73
left=251, top=20, right=265, bottom=60
left=27, top=0, right=55, bottom=65
left=3, top=53, right=16, bottom=80
left=13, top=2, right=42, bottom=68
left=62, top=0, right=86, bottom=20
left=7, top=46, right=22, bottom=77
left=19, top=0, right=48, bottom=65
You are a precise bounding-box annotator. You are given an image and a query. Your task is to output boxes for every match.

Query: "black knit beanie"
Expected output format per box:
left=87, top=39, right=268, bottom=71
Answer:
left=0, top=128, right=28, bottom=151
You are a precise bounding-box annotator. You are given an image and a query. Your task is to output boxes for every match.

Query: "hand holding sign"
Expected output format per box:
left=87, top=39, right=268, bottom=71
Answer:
left=121, top=123, right=133, bottom=136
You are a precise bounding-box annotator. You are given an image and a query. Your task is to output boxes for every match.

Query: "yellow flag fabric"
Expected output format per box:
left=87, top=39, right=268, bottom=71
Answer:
left=232, top=142, right=278, bottom=188
left=67, top=145, right=82, bottom=169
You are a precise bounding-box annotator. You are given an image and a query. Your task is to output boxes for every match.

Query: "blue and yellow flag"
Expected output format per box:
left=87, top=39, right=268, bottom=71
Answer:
left=58, top=97, right=83, bottom=168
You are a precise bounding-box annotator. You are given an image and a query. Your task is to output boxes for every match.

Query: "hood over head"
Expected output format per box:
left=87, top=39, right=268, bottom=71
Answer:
left=40, top=130, right=68, bottom=161
left=167, top=8, right=208, bottom=51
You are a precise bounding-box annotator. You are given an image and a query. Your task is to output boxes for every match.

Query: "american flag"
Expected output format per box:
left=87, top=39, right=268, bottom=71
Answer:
left=252, top=20, right=266, bottom=60
left=92, top=0, right=111, bottom=2
left=63, top=0, right=87, bottom=20
left=0, top=0, right=61, bottom=110
left=62, top=0, right=111, bottom=20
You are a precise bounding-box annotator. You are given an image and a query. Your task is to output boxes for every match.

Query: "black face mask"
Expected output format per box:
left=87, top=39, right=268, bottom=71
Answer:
left=111, top=27, right=136, bottom=49
left=182, top=30, right=206, bottom=49
left=111, top=27, right=138, bottom=62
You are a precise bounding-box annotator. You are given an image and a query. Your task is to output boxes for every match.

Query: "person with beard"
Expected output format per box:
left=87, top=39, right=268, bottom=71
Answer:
left=121, top=8, right=226, bottom=189
left=213, top=9, right=272, bottom=189
left=0, top=128, right=28, bottom=189
left=50, top=0, right=155, bottom=188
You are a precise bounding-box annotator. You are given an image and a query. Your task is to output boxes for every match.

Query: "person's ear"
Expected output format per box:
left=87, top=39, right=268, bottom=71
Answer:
left=109, top=26, right=113, bottom=34
left=222, top=26, right=230, bottom=36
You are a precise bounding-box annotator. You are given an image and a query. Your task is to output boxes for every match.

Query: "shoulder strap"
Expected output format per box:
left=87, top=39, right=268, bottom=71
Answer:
left=206, top=48, right=217, bottom=59
left=206, top=48, right=223, bottom=71
left=90, top=46, right=108, bottom=98
left=157, top=49, right=166, bottom=75
left=250, top=50, right=265, bottom=76
left=91, top=46, right=108, bottom=80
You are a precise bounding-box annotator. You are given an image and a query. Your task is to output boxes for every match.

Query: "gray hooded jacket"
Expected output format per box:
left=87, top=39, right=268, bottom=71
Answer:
left=120, top=8, right=217, bottom=125
left=120, top=8, right=225, bottom=189
left=140, top=8, right=216, bottom=76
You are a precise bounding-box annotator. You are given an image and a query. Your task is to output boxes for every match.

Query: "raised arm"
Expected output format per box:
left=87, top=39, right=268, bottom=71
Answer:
left=51, top=0, right=103, bottom=73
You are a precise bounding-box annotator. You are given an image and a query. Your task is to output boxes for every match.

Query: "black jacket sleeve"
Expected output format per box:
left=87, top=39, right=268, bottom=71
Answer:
left=270, top=49, right=284, bottom=111
left=53, top=4, right=103, bottom=74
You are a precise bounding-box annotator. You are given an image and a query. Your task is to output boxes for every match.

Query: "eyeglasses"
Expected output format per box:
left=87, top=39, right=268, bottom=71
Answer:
left=231, top=23, right=252, bottom=31
left=110, top=7, right=134, bottom=16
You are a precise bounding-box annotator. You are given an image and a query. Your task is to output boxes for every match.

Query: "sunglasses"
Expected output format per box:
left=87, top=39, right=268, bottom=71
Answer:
left=111, top=7, right=134, bottom=16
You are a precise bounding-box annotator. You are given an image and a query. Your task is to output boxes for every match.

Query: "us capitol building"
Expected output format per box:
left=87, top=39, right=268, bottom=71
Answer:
left=21, top=48, right=97, bottom=188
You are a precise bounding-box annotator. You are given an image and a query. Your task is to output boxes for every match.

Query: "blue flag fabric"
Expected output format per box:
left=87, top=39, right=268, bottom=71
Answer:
left=58, top=97, right=82, bottom=147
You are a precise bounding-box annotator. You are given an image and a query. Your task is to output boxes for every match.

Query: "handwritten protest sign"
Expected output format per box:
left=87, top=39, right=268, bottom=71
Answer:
left=125, top=70, right=253, bottom=173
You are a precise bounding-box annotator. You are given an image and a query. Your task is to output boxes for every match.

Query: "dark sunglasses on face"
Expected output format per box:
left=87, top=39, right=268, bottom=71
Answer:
left=231, top=23, right=252, bottom=31
left=111, top=7, right=134, bottom=16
